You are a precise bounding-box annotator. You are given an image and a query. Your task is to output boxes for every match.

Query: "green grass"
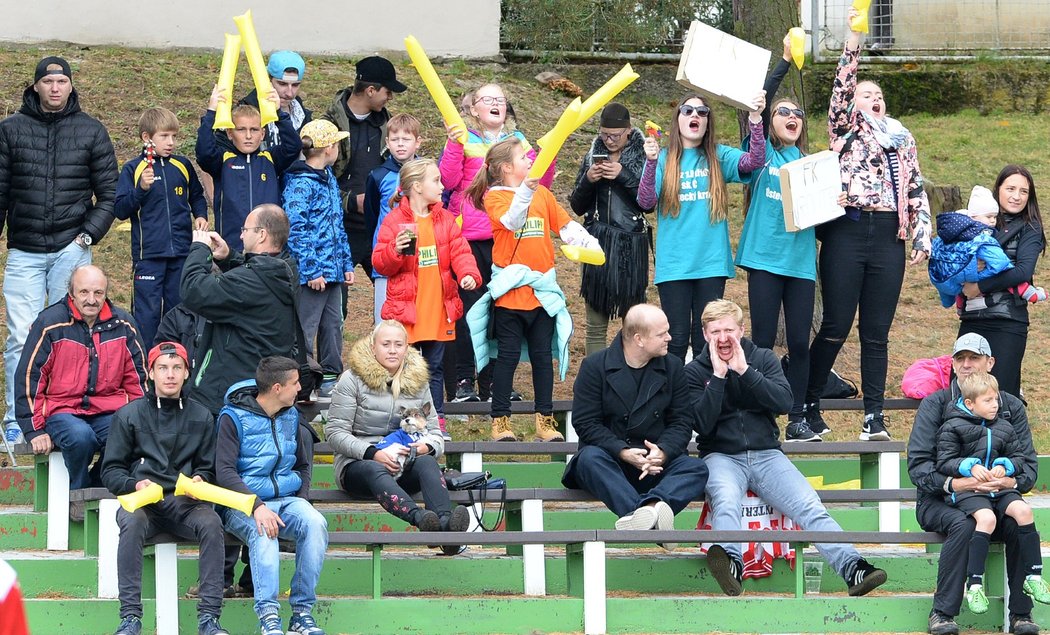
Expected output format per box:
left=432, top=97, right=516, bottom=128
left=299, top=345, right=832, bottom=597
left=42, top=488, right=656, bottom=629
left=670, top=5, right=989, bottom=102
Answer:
left=0, top=43, right=1046, bottom=449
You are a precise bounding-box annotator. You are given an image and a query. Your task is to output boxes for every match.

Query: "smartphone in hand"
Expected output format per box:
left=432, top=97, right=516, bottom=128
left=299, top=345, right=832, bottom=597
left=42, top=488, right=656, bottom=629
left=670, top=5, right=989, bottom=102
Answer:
left=592, top=153, right=609, bottom=164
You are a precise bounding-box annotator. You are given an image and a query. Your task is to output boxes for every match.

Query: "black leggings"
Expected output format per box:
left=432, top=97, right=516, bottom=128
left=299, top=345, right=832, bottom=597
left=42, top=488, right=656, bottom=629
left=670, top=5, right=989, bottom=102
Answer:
left=657, top=277, right=727, bottom=361
left=340, top=454, right=452, bottom=524
left=455, top=239, right=494, bottom=388
left=747, top=269, right=815, bottom=416
left=807, top=213, right=905, bottom=414
left=958, top=319, right=1028, bottom=399
left=491, top=306, right=555, bottom=418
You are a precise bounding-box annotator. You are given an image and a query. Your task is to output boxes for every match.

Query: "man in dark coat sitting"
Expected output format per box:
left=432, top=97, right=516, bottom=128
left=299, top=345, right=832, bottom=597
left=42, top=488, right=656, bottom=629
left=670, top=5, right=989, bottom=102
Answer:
left=562, top=303, right=708, bottom=540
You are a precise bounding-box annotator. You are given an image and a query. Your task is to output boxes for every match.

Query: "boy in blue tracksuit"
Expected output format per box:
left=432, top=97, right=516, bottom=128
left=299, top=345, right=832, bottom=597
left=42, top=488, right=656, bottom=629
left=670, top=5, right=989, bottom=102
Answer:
left=195, top=85, right=301, bottom=251
left=363, top=113, right=422, bottom=322
left=114, top=107, right=208, bottom=348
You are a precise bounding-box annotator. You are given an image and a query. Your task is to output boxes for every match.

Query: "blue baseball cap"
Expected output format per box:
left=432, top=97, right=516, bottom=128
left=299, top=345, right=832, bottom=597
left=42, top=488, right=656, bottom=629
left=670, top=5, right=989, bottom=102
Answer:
left=267, top=50, right=305, bottom=81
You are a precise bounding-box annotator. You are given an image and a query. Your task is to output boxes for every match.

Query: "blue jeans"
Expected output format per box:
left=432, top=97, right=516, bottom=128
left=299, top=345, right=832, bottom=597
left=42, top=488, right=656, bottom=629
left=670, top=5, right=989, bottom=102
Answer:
left=45, top=413, right=112, bottom=489
left=703, top=449, right=859, bottom=577
left=569, top=445, right=709, bottom=517
left=4, top=242, right=92, bottom=428
left=222, top=496, right=328, bottom=619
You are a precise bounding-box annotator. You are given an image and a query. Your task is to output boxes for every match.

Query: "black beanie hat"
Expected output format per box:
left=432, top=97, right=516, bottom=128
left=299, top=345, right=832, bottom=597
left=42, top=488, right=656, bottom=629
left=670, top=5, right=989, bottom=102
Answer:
left=600, top=102, right=631, bottom=128
left=34, top=56, right=71, bottom=83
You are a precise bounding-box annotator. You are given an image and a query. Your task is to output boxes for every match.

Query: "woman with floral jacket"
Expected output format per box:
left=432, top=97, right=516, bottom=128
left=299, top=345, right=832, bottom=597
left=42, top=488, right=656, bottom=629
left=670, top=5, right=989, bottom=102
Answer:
left=804, top=8, right=932, bottom=443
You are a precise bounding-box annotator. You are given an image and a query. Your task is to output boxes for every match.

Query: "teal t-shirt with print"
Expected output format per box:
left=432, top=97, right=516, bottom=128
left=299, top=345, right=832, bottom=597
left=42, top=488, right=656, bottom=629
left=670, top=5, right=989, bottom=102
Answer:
left=651, top=145, right=746, bottom=284
left=735, top=140, right=817, bottom=281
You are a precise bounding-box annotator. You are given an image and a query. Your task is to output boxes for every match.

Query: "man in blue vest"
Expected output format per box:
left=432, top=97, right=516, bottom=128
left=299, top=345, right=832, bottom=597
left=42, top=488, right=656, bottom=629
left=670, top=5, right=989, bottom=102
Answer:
left=215, top=356, right=327, bottom=635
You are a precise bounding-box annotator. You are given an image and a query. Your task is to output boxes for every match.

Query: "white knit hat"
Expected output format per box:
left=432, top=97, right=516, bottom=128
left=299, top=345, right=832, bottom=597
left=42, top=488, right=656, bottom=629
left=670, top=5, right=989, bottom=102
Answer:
left=964, top=185, right=998, bottom=217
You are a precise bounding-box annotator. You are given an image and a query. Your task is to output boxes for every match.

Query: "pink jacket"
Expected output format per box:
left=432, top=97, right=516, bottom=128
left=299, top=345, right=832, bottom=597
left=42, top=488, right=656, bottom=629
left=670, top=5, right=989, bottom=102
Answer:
left=439, top=129, right=555, bottom=241
left=901, top=355, right=952, bottom=399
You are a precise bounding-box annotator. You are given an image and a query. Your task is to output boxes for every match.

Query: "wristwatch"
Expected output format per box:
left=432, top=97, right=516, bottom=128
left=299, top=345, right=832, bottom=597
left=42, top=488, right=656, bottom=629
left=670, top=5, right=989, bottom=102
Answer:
left=77, top=232, right=93, bottom=247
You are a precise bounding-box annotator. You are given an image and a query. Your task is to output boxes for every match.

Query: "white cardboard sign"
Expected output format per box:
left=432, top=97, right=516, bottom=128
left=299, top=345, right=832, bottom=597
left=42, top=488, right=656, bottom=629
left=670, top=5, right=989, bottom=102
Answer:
left=676, top=20, right=771, bottom=112
left=780, top=150, right=846, bottom=232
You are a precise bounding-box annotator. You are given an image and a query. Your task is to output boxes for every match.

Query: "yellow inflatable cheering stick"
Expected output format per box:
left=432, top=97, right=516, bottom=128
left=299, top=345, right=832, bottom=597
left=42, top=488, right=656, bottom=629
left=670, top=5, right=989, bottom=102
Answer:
left=213, top=33, right=242, bottom=130
left=560, top=244, right=606, bottom=266
left=117, top=482, right=164, bottom=513
left=850, top=0, right=872, bottom=33
left=538, top=63, right=639, bottom=148
left=404, top=35, right=468, bottom=145
left=528, top=97, right=582, bottom=179
left=233, top=10, right=278, bottom=126
left=789, top=28, right=806, bottom=70
left=175, top=473, right=257, bottom=517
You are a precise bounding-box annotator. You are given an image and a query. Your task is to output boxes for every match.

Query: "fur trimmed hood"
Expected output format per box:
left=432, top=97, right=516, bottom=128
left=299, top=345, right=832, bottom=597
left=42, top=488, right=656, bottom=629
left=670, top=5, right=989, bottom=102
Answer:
left=347, top=335, right=430, bottom=395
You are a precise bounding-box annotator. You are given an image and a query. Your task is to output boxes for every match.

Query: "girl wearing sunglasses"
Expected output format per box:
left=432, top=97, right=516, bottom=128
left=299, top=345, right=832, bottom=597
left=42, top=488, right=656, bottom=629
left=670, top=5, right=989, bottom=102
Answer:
left=735, top=32, right=846, bottom=443
left=637, top=89, right=766, bottom=361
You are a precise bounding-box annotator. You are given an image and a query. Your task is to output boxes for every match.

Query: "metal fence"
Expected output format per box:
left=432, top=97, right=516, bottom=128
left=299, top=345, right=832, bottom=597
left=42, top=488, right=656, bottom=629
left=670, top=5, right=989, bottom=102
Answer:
left=810, top=0, right=1050, bottom=61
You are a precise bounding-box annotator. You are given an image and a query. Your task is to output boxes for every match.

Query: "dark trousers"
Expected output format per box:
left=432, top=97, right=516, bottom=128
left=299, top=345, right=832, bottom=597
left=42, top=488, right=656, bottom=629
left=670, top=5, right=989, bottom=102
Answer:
left=340, top=454, right=452, bottom=524
left=958, top=319, right=1028, bottom=399
left=916, top=496, right=1033, bottom=617
left=491, top=306, right=554, bottom=418
left=747, top=270, right=816, bottom=415
left=133, top=257, right=183, bottom=350
left=117, top=495, right=225, bottom=620
left=414, top=340, right=446, bottom=416
left=807, top=213, right=905, bottom=414
left=442, top=340, right=458, bottom=401
left=569, top=445, right=708, bottom=516
left=298, top=284, right=345, bottom=377
left=455, top=239, right=494, bottom=389
left=657, top=277, right=727, bottom=361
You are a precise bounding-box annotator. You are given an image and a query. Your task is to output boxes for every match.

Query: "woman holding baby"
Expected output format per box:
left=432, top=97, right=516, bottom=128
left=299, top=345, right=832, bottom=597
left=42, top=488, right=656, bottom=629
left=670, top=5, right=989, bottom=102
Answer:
left=326, top=319, right=471, bottom=549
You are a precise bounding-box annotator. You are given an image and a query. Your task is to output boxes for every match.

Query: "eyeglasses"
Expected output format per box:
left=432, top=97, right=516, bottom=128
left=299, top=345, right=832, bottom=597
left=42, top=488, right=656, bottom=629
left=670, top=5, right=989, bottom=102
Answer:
left=678, top=104, right=711, bottom=118
left=473, top=96, right=508, bottom=106
left=774, top=106, right=806, bottom=118
left=599, top=131, right=625, bottom=142
left=240, top=226, right=263, bottom=233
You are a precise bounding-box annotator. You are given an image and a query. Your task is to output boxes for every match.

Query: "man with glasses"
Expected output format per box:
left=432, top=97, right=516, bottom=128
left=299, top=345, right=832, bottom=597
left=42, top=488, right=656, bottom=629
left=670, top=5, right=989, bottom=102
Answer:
left=569, top=103, right=652, bottom=354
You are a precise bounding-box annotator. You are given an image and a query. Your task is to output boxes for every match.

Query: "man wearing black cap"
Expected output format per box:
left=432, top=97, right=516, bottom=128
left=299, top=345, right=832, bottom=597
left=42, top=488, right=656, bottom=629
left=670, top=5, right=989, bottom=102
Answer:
left=569, top=102, right=651, bottom=355
left=323, top=55, right=407, bottom=281
left=0, top=56, right=119, bottom=448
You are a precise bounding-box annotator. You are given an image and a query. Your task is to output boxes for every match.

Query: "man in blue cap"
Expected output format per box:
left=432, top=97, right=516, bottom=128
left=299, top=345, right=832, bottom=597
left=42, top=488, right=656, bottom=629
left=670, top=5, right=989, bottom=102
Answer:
left=239, top=50, right=312, bottom=149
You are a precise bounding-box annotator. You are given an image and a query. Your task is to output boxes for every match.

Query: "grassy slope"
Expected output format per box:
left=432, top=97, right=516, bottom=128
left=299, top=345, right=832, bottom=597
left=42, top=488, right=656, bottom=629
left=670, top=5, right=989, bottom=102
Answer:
left=0, top=44, right=1045, bottom=447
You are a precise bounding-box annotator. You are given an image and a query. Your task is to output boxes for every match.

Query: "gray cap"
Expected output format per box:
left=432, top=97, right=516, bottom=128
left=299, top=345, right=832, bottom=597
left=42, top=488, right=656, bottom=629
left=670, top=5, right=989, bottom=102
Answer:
left=953, top=333, right=992, bottom=357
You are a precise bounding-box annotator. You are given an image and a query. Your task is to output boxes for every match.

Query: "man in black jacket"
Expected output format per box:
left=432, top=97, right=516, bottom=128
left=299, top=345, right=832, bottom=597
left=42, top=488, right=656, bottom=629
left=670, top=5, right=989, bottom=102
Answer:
left=562, top=304, right=707, bottom=538
left=686, top=299, right=887, bottom=598
left=1, top=56, right=118, bottom=446
left=908, top=333, right=1039, bottom=635
left=179, top=204, right=300, bottom=417
left=100, top=342, right=228, bottom=635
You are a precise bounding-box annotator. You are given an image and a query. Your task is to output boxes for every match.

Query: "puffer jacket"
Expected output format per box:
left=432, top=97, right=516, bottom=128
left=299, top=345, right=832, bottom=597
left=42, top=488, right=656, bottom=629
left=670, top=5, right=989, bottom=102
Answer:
left=438, top=129, right=554, bottom=241
left=372, top=197, right=480, bottom=326
left=0, top=86, right=118, bottom=252
left=929, top=212, right=1013, bottom=307
left=935, top=400, right=1025, bottom=504
left=829, top=44, right=931, bottom=254
left=281, top=160, right=354, bottom=285
left=324, top=336, right=442, bottom=479
left=100, top=389, right=216, bottom=495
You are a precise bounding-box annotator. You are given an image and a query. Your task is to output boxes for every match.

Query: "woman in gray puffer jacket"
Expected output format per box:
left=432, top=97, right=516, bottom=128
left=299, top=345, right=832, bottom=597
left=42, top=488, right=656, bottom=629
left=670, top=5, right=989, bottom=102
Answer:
left=325, top=320, right=470, bottom=548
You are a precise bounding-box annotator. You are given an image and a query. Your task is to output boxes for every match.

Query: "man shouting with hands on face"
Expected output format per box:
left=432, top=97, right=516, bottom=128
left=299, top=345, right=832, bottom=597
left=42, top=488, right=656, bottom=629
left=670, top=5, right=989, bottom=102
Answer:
left=562, top=304, right=708, bottom=543
left=686, top=299, right=887, bottom=598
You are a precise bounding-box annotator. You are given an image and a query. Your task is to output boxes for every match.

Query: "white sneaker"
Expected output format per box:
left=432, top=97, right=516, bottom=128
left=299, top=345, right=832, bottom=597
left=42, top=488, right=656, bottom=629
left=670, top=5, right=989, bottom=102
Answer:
left=614, top=505, right=658, bottom=530
left=653, top=500, right=676, bottom=550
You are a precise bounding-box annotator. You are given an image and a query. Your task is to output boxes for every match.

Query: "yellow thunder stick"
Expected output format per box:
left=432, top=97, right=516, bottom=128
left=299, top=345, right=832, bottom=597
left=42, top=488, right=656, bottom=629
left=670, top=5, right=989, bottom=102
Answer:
left=233, top=10, right=278, bottom=126
left=404, top=35, right=468, bottom=144
left=175, top=473, right=257, bottom=516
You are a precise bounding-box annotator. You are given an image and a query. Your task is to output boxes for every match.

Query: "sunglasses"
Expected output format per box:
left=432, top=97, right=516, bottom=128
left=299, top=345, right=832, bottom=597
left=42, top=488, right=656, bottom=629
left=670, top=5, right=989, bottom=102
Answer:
left=774, top=106, right=805, bottom=118
left=678, top=104, right=711, bottom=118
left=474, top=96, right=508, bottom=106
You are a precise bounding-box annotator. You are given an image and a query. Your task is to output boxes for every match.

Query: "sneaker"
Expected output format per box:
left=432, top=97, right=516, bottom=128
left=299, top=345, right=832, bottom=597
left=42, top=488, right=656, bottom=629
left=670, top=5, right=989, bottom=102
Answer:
left=614, top=505, right=658, bottom=531
left=114, top=616, right=143, bottom=635
left=928, top=610, right=960, bottom=635
left=846, top=558, right=888, bottom=596
left=438, top=416, right=452, bottom=442
left=653, top=500, right=676, bottom=551
left=259, top=614, right=284, bottom=635
left=490, top=415, right=517, bottom=442
left=510, top=390, right=524, bottom=402
left=1024, top=576, right=1050, bottom=604
left=785, top=419, right=821, bottom=442
left=859, top=412, right=892, bottom=442
left=452, top=380, right=480, bottom=403
left=288, top=612, right=326, bottom=635
left=316, top=379, right=337, bottom=401
left=804, top=402, right=831, bottom=436
left=966, top=584, right=989, bottom=614
left=533, top=413, right=564, bottom=442
left=4, top=423, right=24, bottom=446
left=198, top=616, right=230, bottom=635
left=1010, top=613, right=1041, bottom=635
left=706, top=544, right=743, bottom=596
